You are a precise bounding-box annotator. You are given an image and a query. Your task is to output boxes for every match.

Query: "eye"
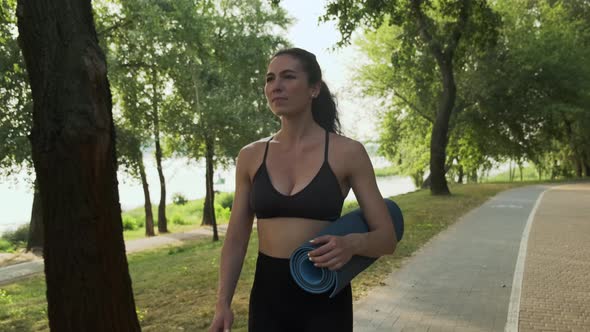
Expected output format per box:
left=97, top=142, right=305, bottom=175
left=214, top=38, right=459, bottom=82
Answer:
left=265, top=76, right=274, bottom=82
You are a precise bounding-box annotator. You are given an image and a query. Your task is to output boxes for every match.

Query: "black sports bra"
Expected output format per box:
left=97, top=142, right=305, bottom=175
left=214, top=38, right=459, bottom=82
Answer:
left=250, top=131, right=345, bottom=221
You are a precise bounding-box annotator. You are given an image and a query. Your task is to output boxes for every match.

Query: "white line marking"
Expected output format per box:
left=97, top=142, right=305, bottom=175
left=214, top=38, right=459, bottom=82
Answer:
left=505, top=187, right=551, bottom=332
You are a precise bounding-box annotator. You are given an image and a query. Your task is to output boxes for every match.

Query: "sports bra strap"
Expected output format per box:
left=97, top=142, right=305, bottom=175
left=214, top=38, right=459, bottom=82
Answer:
left=324, top=130, right=330, bottom=161
left=263, top=136, right=273, bottom=162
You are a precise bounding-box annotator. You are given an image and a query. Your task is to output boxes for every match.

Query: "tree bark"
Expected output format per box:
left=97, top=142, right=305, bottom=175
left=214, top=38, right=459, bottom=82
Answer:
left=575, top=157, right=583, bottom=178
left=26, top=180, right=43, bottom=253
left=151, top=76, right=167, bottom=233
left=429, top=56, right=454, bottom=195
left=202, top=139, right=219, bottom=240
left=138, top=157, right=154, bottom=237
left=16, top=1, right=141, bottom=331
left=583, top=152, right=590, bottom=177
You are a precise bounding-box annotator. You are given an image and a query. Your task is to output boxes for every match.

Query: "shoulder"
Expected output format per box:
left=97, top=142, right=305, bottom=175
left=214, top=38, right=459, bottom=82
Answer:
left=328, top=133, right=372, bottom=177
left=235, top=137, right=272, bottom=176
left=328, top=132, right=368, bottom=159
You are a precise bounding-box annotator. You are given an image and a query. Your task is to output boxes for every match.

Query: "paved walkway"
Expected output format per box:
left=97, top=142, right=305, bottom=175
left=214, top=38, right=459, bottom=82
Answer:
left=353, top=183, right=590, bottom=331
left=0, top=224, right=227, bottom=285
left=518, top=183, right=590, bottom=331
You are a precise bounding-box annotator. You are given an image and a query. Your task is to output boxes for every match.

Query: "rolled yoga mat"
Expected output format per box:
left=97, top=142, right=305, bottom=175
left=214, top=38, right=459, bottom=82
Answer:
left=289, top=199, right=404, bottom=298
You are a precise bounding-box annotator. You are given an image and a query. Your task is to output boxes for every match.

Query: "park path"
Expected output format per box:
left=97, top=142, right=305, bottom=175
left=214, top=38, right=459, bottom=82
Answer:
left=354, top=183, right=589, bottom=331
left=516, top=183, right=590, bottom=331
left=0, top=224, right=227, bottom=285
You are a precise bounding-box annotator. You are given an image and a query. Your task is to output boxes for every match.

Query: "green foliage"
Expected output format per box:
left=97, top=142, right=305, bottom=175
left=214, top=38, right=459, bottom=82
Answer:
left=170, top=214, right=191, bottom=225
left=172, top=193, right=188, bottom=206
left=214, top=204, right=231, bottom=222
left=0, top=239, right=15, bottom=253
left=1, top=224, right=29, bottom=248
left=351, top=0, right=590, bottom=181
left=216, top=192, right=234, bottom=210
left=336, top=1, right=500, bottom=192
left=0, top=0, right=33, bottom=178
left=374, top=165, right=397, bottom=177
left=122, top=215, right=141, bottom=231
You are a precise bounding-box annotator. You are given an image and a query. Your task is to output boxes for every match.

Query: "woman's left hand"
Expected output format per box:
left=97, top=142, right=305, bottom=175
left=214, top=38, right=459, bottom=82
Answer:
left=307, top=234, right=356, bottom=271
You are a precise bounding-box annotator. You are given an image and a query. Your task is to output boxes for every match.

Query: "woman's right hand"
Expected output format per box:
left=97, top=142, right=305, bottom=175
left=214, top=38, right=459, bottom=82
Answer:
left=208, top=305, right=234, bottom=332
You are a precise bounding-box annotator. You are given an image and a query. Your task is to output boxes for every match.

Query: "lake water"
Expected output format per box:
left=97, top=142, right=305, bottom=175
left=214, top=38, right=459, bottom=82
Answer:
left=0, top=154, right=416, bottom=233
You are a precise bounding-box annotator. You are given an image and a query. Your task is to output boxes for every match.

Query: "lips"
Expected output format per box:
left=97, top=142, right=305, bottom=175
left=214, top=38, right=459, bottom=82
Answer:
left=271, top=97, right=287, bottom=103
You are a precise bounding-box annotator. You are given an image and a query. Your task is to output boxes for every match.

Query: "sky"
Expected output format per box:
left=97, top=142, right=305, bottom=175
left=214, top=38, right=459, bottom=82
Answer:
left=0, top=0, right=386, bottom=229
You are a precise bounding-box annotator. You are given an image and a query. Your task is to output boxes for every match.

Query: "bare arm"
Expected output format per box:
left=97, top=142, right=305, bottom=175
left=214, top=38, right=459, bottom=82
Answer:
left=309, top=140, right=396, bottom=270
left=216, top=147, right=255, bottom=306
left=344, top=140, right=397, bottom=257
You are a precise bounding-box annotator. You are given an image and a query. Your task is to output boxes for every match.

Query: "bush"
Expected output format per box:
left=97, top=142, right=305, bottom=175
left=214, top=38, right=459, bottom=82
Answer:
left=122, top=215, right=139, bottom=231
left=171, top=214, right=191, bottom=225
left=0, top=239, right=15, bottom=253
left=172, top=193, right=188, bottom=205
left=217, top=192, right=234, bottom=210
left=1, top=224, right=29, bottom=246
left=214, top=204, right=231, bottom=222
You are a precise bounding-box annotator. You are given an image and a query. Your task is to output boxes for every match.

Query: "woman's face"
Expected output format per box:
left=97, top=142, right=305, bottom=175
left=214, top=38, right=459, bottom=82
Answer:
left=264, top=55, right=319, bottom=117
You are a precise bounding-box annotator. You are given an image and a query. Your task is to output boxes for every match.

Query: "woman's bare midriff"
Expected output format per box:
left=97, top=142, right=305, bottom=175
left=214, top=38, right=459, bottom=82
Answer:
left=257, top=218, right=332, bottom=258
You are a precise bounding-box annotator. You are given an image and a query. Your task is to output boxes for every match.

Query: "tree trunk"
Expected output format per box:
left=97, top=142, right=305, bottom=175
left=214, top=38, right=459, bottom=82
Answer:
left=152, top=94, right=167, bottom=233
left=411, top=171, right=423, bottom=189
left=583, top=152, right=590, bottom=177
left=468, top=170, right=478, bottom=183
left=26, top=180, right=43, bottom=253
left=202, top=139, right=219, bottom=241
left=575, top=157, right=583, bottom=178
left=457, top=164, right=464, bottom=184
left=16, top=1, right=141, bottom=330
left=138, top=157, right=154, bottom=237
left=429, top=56, right=454, bottom=195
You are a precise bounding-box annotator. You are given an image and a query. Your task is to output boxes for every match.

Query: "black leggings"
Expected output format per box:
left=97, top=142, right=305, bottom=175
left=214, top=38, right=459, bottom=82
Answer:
left=248, top=252, right=352, bottom=332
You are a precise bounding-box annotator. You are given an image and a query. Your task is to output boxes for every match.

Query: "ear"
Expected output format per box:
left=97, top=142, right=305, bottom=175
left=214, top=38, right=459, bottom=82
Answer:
left=311, top=82, right=321, bottom=98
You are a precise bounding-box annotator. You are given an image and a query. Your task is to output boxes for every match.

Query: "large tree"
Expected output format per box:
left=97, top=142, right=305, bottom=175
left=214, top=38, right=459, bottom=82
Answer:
left=165, top=0, right=289, bottom=240
left=0, top=0, right=44, bottom=250
left=472, top=0, right=590, bottom=178
left=116, top=123, right=155, bottom=237
left=102, top=0, right=176, bottom=234
left=16, top=0, right=140, bottom=330
left=321, top=0, right=499, bottom=194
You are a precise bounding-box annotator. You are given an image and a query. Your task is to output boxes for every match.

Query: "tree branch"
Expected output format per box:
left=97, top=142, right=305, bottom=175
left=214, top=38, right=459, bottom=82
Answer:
left=411, top=0, right=444, bottom=61
left=446, top=1, right=470, bottom=56
left=394, top=92, right=434, bottom=123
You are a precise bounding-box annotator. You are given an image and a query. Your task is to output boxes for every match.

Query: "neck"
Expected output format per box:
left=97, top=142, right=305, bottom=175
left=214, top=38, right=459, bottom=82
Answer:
left=276, top=109, right=323, bottom=144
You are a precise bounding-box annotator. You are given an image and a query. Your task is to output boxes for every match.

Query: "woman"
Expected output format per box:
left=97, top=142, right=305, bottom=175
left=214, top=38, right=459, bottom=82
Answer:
left=209, top=48, right=397, bottom=332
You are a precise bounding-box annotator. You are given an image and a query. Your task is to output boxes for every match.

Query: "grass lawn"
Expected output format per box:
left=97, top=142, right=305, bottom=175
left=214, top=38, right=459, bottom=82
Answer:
left=0, top=182, right=526, bottom=331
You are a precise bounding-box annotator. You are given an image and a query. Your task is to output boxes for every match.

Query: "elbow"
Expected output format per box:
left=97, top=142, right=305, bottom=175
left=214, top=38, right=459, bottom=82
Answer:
left=383, top=229, right=397, bottom=256
left=386, top=237, right=397, bottom=255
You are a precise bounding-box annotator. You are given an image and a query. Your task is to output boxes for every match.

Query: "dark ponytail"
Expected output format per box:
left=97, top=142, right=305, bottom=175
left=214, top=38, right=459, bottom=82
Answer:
left=273, top=48, right=341, bottom=134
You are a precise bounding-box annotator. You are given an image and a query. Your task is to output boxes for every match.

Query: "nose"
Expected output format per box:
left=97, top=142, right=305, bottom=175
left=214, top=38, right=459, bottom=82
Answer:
left=267, top=77, right=283, bottom=93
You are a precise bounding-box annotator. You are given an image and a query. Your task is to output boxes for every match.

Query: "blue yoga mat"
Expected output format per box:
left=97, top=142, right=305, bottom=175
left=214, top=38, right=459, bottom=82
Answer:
left=290, top=199, right=404, bottom=298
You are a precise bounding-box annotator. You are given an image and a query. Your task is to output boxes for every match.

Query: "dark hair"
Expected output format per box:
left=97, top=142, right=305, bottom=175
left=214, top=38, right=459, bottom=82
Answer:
left=273, top=48, right=341, bottom=134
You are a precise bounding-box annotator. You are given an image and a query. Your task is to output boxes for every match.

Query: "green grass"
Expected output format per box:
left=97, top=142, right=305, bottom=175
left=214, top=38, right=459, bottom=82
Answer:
left=121, top=197, right=231, bottom=241
left=483, top=165, right=546, bottom=182
left=0, top=182, right=526, bottom=331
left=374, top=165, right=397, bottom=177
